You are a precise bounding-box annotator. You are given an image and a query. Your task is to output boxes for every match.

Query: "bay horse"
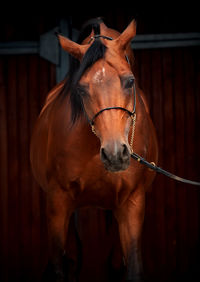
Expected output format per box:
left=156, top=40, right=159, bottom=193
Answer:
left=30, top=18, right=158, bottom=282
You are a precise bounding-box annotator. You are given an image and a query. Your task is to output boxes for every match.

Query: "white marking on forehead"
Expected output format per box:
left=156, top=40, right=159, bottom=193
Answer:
left=93, top=67, right=106, bottom=84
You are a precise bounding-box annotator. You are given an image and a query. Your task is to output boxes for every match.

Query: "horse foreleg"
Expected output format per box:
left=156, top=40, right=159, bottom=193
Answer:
left=114, top=188, right=145, bottom=282
left=46, top=187, right=73, bottom=282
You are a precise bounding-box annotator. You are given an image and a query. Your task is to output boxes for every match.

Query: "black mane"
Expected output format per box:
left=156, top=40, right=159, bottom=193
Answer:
left=59, top=18, right=107, bottom=124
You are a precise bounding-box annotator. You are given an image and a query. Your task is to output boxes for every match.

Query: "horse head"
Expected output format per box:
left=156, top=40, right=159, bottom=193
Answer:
left=58, top=20, right=136, bottom=172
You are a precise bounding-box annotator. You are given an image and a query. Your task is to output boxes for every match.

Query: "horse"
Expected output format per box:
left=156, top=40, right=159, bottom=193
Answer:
left=30, top=18, right=158, bottom=282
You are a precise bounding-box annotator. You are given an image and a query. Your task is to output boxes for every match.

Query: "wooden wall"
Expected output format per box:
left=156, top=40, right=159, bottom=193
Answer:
left=135, top=46, right=200, bottom=281
left=0, top=17, right=200, bottom=282
left=0, top=54, right=56, bottom=282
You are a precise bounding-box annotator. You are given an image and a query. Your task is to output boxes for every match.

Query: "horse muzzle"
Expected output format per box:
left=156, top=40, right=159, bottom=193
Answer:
left=100, top=141, right=130, bottom=172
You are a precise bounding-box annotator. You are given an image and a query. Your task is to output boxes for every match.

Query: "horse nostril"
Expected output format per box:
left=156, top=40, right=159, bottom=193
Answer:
left=101, top=144, right=130, bottom=164
left=122, top=144, right=129, bottom=159
left=101, top=148, right=109, bottom=163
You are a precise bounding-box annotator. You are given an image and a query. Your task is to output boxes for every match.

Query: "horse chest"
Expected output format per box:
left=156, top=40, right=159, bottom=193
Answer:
left=71, top=176, right=132, bottom=209
left=71, top=162, right=137, bottom=209
left=52, top=152, right=141, bottom=209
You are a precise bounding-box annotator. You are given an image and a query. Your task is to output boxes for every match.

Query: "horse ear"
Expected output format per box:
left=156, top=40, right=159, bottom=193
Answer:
left=57, top=34, right=87, bottom=60
left=116, top=20, right=136, bottom=50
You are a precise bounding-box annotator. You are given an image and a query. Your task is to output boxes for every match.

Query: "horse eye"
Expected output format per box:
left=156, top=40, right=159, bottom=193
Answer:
left=77, top=85, right=88, bottom=97
left=124, top=77, right=134, bottom=89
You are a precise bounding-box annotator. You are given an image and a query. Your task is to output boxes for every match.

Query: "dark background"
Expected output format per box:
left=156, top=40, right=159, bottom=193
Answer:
left=0, top=6, right=200, bottom=282
left=1, top=4, right=200, bottom=40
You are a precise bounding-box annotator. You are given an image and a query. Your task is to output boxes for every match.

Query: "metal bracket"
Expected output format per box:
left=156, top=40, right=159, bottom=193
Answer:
left=39, top=18, right=79, bottom=83
left=56, top=19, right=79, bottom=82
left=39, top=26, right=59, bottom=65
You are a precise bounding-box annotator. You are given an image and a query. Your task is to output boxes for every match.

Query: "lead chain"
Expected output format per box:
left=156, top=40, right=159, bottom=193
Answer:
left=129, top=113, right=136, bottom=153
left=91, top=124, right=98, bottom=137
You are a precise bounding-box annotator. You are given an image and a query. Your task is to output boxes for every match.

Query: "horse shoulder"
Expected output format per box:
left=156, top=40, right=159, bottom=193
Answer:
left=40, top=79, right=67, bottom=116
left=31, top=79, right=70, bottom=190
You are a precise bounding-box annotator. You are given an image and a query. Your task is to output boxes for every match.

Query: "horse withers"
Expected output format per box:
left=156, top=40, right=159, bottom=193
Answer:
left=30, top=18, right=158, bottom=282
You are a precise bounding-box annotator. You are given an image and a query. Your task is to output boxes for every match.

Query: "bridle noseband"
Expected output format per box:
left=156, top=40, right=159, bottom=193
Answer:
left=90, top=83, right=137, bottom=153
left=90, top=106, right=134, bottom=126
left=90, top=78, right=137, bottom=127
left=90, top=88, right=137, bottom=152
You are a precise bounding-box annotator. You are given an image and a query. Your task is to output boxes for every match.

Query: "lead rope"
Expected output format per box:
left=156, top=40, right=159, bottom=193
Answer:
left=129, top=109, right=200, bottom=186
left=128, top=86, right=200, bottom=186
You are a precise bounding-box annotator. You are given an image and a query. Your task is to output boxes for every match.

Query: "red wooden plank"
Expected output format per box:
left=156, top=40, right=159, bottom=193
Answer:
left=172, top=48, right=188, bottom=275
left=38, top=57, right=54, bottom=275
left=0, top=56, right=8, bottom=282
left=136, top=49, right=156, bottom=278
left=17, top=54, right=33, bottom=280
left=6, top=55, right=20, bottom=281
left=150, top=48, right=167, bottom=280
left=193, top=46, right=200, bottom=279
left=183, top=47, right=199, bottom=274
left=138, top=49, right=152, bottom=106
left=29, top=55, right=48, bottom=281
left=28, top=54, right=42, bottom=276
left=133, top=49, right=140, bottom=83
left=162, top=48, right=177, bottom=277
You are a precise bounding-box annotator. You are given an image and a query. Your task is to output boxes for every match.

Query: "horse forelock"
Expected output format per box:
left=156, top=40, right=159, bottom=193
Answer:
left=58, top=19, right=107, bottom=125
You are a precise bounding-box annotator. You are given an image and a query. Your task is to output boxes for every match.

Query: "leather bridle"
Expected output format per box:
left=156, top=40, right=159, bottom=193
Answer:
left=88, top=35, right=136, bottom=150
